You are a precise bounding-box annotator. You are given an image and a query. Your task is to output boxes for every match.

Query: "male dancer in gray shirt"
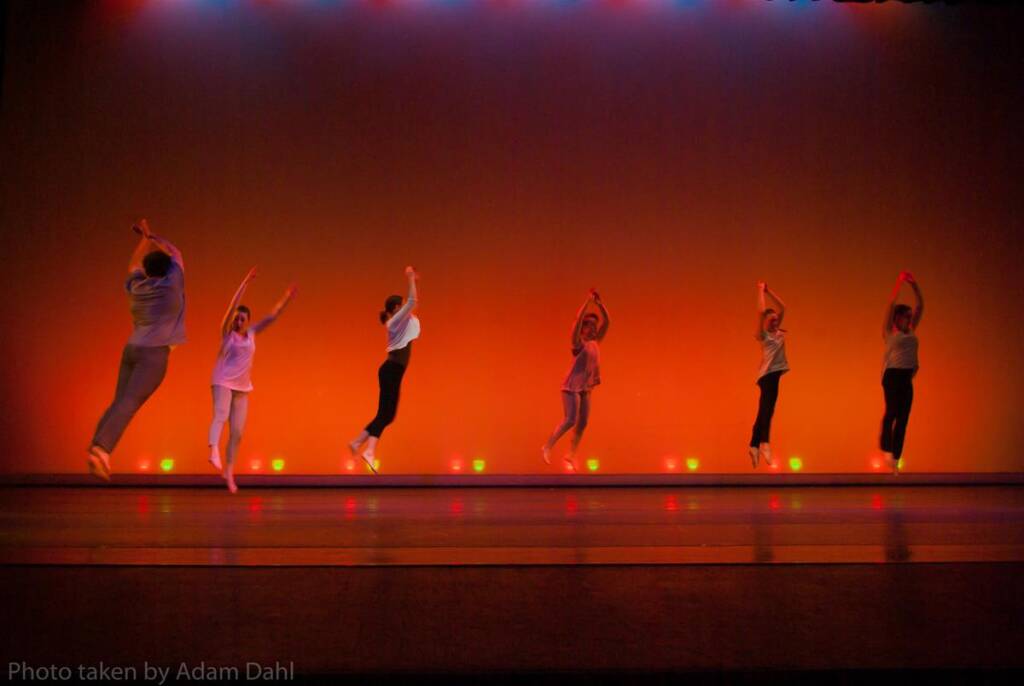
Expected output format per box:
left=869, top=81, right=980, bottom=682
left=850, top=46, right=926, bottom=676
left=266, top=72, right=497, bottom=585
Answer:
left=88, top=219, right=185, bottom=480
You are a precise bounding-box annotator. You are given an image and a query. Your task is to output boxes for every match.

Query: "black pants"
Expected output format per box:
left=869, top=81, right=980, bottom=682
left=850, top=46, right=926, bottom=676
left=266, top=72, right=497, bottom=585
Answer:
left=750, top=371, right=782, bottom=447
left=365, top=359, right=407, bottom=438
left=880, top=368, right=915, bottom=460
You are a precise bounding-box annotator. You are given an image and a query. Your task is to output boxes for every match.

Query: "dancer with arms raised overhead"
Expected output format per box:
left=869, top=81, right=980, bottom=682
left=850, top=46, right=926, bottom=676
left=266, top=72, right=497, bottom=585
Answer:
left=542, top=289, right=610, bottom=472
left=88, top=219, right=186, bottom=481
left=749, top=281, right=789, bottom=468
left=209, top=266, right=297, bottom=493
left=880, top=271, right=924, bottom=474
left=348, top=266, right=420, bottom=473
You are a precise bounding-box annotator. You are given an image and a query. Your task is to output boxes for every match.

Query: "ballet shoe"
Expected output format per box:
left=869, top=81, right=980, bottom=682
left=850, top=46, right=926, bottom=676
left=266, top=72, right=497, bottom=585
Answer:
left=883, top=452, right=900, bottom=475
left=759, top=443, right=774, bottom=467
left=748, top=446, right=760, bottom=468
left=541, top=445, right=552, bottom=465
left=225, top=474, right=238, bottom=494
left=563, top=454, right=578, bottom=473
left=209, top=451, right=223, bottom=473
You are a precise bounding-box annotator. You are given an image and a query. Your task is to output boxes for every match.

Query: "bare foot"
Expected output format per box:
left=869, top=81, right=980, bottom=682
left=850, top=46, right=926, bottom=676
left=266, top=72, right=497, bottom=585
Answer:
left=541, top=445, right=551, bottom=465
left=87, top=446, right=111, bottom=482
left=209, top=447, right=222, bottom=473
left=563, top=454, right=577, bottom=473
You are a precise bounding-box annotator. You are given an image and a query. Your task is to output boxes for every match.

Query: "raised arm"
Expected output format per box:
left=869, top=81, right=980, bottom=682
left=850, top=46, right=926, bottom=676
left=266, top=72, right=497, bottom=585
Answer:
left=905, top=272, right=924, bottom=330
left=251, top=283, right=298, bottom=335
left=570, top=293, right=593, bottom=348
left=765, top=284, right=786, bottom=326
left=388, top=267, right=419, bottom=325
left=128, top=234, right=152, bottom=273
left=132, top=219, right=184, bottom=271
left=221, top=266, right=257, bottom=338
left=883, top=273, right=904, bottom=339
left=756, top=281, right=767, bottom=338
left=591, top=289, right=610, bottom=341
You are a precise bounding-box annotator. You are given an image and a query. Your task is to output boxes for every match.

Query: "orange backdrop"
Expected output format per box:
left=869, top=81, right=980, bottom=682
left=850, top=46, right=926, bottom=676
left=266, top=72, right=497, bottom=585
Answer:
left=2, top=1, right=1022, bottom=474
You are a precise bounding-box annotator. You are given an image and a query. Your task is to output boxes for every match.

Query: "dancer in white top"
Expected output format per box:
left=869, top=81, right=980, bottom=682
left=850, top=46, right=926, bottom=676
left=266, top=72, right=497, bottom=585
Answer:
left=880, top=271, right=924, bottom=474
left=541, top=289, right=610, bottom=472
left=208, top=266, right=297, bottom=493
left=348, top=266, right=420, bottom=473
left=749, top=282, right=788, bottom=468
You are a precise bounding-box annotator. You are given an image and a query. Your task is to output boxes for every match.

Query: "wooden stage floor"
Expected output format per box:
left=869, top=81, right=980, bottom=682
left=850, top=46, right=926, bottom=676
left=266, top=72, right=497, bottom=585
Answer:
left=2, top=485, right=1022, bottom=566
left=3, top=485, right=1024, bottom=677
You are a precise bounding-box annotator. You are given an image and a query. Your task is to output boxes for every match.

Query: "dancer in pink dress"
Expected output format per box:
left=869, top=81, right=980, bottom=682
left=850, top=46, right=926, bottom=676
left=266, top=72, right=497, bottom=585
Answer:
left=541, top=289, right=610, bottom=472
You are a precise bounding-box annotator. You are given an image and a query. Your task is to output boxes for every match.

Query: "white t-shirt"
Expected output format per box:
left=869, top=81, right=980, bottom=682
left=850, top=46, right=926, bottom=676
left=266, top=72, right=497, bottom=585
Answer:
left=386, top=301, right=420, bottom=352
left=757, top=329, right=789, bottom=380
left=884, top=331, right=919, bottom=371
left=212, top=330, right=256, bottom=392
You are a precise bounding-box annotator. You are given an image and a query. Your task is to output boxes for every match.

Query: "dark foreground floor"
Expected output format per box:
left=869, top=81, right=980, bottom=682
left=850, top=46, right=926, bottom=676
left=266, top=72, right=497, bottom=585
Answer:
left=2, top=485, right=1023, bottom=680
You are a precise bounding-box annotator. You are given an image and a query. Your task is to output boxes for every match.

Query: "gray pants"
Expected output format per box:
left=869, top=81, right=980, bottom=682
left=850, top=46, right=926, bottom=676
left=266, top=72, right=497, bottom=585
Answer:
left=92, top=344, right=170, bottom=453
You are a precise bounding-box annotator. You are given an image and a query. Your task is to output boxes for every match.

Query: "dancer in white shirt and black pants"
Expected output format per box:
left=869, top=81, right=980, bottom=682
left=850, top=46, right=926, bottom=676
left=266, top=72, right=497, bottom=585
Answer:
left=880, top=271, right=923, bottom=474
left=208, top=266, right=296, bottom=493
left=750, top=281, right=788, bottom=468
left=349, top=266, right=420, bottom=473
